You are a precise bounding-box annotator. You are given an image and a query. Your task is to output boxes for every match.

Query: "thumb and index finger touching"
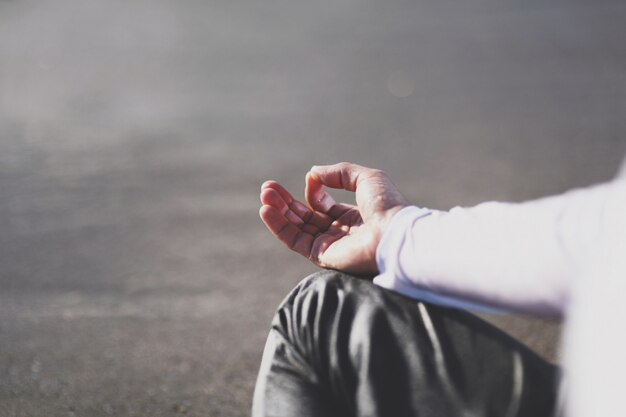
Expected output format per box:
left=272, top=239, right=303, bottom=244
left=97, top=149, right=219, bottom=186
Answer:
left=261, top=161, right=408, bottom=228
left=305, top=163, right=360, bottom=216
left=306, top=162, right=372, bottom=205
left=306, top=162, right=402, bottom=221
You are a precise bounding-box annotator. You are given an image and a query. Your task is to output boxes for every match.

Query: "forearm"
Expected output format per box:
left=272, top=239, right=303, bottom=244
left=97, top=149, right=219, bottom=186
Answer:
left=375, top=182, right=614, bottom=315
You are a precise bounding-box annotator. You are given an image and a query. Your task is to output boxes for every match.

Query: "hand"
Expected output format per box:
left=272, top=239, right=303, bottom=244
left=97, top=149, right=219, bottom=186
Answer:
left=259, top=162, right=410, bottom=275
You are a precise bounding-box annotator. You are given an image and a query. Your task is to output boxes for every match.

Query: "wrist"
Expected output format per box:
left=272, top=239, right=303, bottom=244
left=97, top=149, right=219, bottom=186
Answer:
left=374, top=205, right=433, bottom=276
left=371, top=204, right=409, bottom=249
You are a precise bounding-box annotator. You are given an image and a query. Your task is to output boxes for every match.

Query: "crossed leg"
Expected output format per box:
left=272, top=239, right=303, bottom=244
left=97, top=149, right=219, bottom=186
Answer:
left=253, top=271, right=559, bottom=417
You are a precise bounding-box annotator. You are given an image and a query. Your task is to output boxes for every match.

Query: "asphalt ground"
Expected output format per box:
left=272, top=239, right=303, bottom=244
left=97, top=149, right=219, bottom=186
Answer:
left=1, top=1, right=626, bottom=416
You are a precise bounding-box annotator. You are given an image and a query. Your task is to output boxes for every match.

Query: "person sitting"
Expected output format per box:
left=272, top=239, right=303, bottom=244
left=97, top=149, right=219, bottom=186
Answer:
left=253, top=161, right=626, bottom=417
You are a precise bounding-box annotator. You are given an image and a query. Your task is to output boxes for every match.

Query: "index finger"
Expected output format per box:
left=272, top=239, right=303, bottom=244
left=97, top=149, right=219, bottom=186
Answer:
left=308, top=162, right=380, bottom=192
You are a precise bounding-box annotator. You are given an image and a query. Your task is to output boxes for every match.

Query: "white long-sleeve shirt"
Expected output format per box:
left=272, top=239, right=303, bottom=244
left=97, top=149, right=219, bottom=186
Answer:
left=374, top=167, right=626, bottom=417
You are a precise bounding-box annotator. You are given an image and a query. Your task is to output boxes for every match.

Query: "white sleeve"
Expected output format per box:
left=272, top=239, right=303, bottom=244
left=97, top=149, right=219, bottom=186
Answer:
left=373, top=181, right=616, bottom=315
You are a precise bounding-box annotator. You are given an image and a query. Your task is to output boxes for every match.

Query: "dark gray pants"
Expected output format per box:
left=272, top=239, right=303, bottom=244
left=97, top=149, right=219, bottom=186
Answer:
left=253, top=271, right=559, bottom=417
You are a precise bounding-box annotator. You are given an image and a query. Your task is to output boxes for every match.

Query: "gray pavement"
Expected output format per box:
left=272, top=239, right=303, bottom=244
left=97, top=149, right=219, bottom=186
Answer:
left=1, top=1, right=626, bottom=416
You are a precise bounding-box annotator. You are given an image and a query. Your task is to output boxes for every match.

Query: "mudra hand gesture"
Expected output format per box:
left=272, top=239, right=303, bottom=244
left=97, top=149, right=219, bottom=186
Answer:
left=259, top=162, right=409, bottom=275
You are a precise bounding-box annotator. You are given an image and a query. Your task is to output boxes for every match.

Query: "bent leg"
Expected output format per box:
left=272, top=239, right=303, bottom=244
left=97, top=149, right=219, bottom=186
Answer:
left=252, top=271, right=559, bottom=417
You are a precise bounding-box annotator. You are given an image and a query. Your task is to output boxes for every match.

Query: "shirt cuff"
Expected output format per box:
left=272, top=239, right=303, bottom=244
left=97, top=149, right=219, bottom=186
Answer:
left=373, top=206, right=506, bottom=313
left=374, top=205, right=432, bottom=281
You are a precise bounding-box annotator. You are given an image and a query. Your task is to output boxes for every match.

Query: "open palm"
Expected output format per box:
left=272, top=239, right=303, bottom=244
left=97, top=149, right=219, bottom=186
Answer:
left=259, top=163, right=409, bottom=275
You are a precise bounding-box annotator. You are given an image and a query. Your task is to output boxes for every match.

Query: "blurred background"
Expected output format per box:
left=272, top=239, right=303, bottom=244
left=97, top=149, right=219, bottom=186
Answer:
left=1, top=0, right=625, bottom=416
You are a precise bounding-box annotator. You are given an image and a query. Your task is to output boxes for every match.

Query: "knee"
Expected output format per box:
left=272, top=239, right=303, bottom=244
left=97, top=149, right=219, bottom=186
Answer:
left=275, top=270, right=346, bottom=318
left=269, top=271, right=354, bottom=338
left=288, top=270, right=347, bottom=300
left=270, top=270, right=387, bottom=343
